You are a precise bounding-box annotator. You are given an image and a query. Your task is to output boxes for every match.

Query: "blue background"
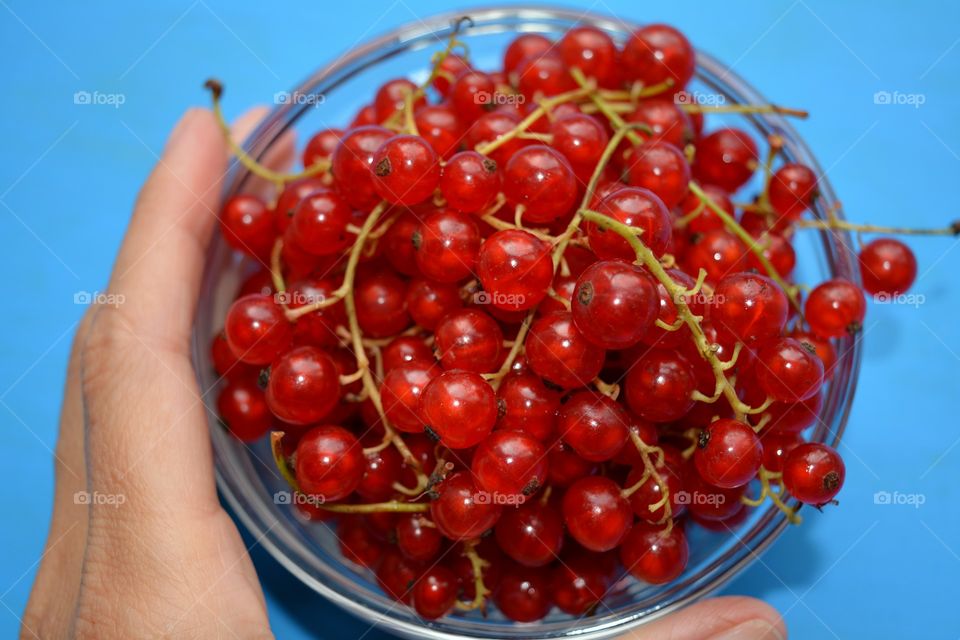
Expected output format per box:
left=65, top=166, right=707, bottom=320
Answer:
left=2, top=1, right=959, bottom=638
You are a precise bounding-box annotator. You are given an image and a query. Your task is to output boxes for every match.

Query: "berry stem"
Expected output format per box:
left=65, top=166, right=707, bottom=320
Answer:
left=570, top=67, right=647, bottom=147
left=795, top=218, right=960, bottom=236
left=579, top=208, right=771, bottom=420
left=455, top=539, right=491, bottom=612
left=317, top=501, right=430, bottom=514
left=270, top=431, right=300, bottom=491
left=204, top=79, right=329, bottom=190
left=680, top=104, right=808, bottom=118
left=740, top=467, right=802, bottom=524
left=625, top=429, right=673, bottom=528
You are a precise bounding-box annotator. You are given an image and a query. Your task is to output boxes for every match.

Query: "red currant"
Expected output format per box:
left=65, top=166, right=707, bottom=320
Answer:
left=782, top=442, right=845, bottom=505
left=419, top=370, right=497, bottom=449
left=295, top=425, right=364, bottom=501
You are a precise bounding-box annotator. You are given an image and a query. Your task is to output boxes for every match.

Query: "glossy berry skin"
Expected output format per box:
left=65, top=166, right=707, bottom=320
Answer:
left=430, top=471, right=502, bottom=539
left=562, top=476, right=633, bottom=552
left=768, top=162, right=818, bottom=219
left=558, top=391, right=629, bottom=462
left=289, top=188, right=352, bottom=256
left=372, top=135, right=440, bottom=205
left=503, top=33, right=553, bottom=78
left=380, top=363, right=438, bottom=433
left=559, top=25, right=618, bottom=87
left=376, top=549, right=423, bottom=603
left=711, top=272, right=789, bottom=343
left=414, top=104, right=462, bottom=160
left=302, top=128, right=343, bottom=168
left=760, top=430, right=803, bottom=474
left=338, top=516, right=383, bottom=568
left=549, top=114, right=610, bottom=182
left=287, top=277, right=345, bottom=348
left=224, top=294, right=292, bottom=365
left=620, top=524, right=689, bottom=584
left=220, top=194, right=273, bottom=258
left=357, top=445, right=402, bottom=502
left=516, top=54, right=576, bottom=101
left=472, top=429, right=548, bottom=497
left=495, top=501, right=564, bottom=567
left=413, top=566, right=458, bottom=619
left=354, top=270, right=410, bottom=338
left=694, top=419, right=763, bottom=489
left=858, top=238, right=917, bottom=296
left=622, top=24, right=695, bottom=89
left=381, top=335, right=434, bottom=372
left=682, top=229, right=745, bottom=283
left=414, top=209, right=481, bottom=283
left=466, top=110, right=527, bottom=167
left=450, top=70, right=497, bottom=124
left=396, top=513, right=443, bottom=563
left=435, top=309, right=503, bottom=373
left=550, top=551, right=613, bottom=615
left=440, top=151, right=500, bottom=213
left=805, top=279, right=867, bottom=338
left=573, top=260, right=659, bottom=350
left=266, top=346, right=340, bottom=425
left=503, top=145, right=578, bottom=224
left=754, top=337, right=824, bottom=402
left=682, top=462, right=747, bottom=521
left=749, top=231, right=797, bottom=278
left=273, top=176, right=327, bottom=233
left=217, top=378, right=271, bottom=442
left=588, top=187, right=672, bottom=259
left=381, top=211, right=421, bottom=276
left=419, top=370, right=497, bottom=449
left=494, top=566, right=552, bottom=623
left=211, top=331, right=255, bottom=380
left=295, top=425, right=364, bottom=501
left=628, top=98, right=694, bottom=149
left=782, top=443, right=845, bottom=505
left=639, top=268, right=702, bottom=349
left=405, top=277, right=463, bottom=331
left=331, top=126, right=392, bottom=210
left=624, top=349, right=697, bottom=423
left=625, top=141, right=691, bottom=210
left=477, top=229, right=553, bottom=312
left=693, top=128, right=759, bottom=192
left=373, top=77, right=425, bottom=121
left=625, top=461, right=685, bottom=523
left=496, top=373, right=559, bottom=442
left=525, top=311, right=606, bottom=389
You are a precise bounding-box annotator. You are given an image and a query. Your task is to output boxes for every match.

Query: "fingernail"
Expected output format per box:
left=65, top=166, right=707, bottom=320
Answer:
left=710, top=619, right=784, bottom=640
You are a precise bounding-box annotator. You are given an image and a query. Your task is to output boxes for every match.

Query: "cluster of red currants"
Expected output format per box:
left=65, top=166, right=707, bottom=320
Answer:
left=210, top=20, right=926, bottom=621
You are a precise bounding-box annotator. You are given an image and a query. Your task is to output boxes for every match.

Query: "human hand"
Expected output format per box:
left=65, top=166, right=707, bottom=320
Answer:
left=23, top=108, right=785, bottom=640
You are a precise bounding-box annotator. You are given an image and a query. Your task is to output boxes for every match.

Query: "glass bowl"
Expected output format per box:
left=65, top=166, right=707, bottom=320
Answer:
left=193, top=6, right=861, bottom=639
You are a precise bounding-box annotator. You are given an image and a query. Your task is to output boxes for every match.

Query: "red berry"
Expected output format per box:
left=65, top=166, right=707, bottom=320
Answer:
left=354, top=270, right=410, bottom=338
left=682, top=229, right=746, bottom=283
left=572, top=260, right=659, bottom=349
left=289, top=188, right=352, bottom=256
left=477, top=229, right=553, bottom=312
left=450, top=70, right=498, bottom=124
left=858, top=237, right=917, bottom=296
left=516, top=54, right=575, bottom=101
left=373, top=78, right=424, bottom=122
left=782, top=442, right=845, bottom=505
left=562, top=476, right=632, bottom=552
left=405, top=277, right=463, bottom=331
left=559, top=25, right=618, bottom=88
left=220, top=194, right=274, bottom=258
left=754, top=337, right=824, bottom=402
left=372, top=135, right=440, bottom=205
left=768, top=162, right=818, bottom=219
left=295, top=425, right=364, bottom=501
left=494, top=501, right=564, bottom=567
left=493, top=566, right=552, bottom=622
left=525, top=311, right=606, bottom=389
left=414, top=209, right=482, bottom=283
left=413, top=566, right=458, bottom=619
left=619, top=523, right=689, bottom=584
left=496, top=373, right=559, bottom=442
left=711, top=272, right=789, bottom=343
left=549, top=114, right=609, bottom=182
left=265, top=346, right=340, bottom=425
left=628, top=98, right=694, bottom=149
left=430, top=471, right=501, bottom=539
left=472, top=429, right=548, bottom=498
left=624, top=348, right=697, bottom=422
left=625, top=460, right=685, bottom=523
left=588, top=187, right=672, bottom=259
left=302, top=128, right=343, bottom=168
left=694, top=418, right=762, bottom=489
left=557, top=391, right=629, bottom=462
left=693, top=128, right=759, bottom=192
left=440, top=151, right=500, bottom=213
left=622, top=24, right=695, bottom=90
left=286, top=277, right=345, bottom=348
left=376, top=548, right=423, bottom=603
left=381, top=335, right=434, bottom=373
left=805, top=278, right=866, bottom=338
left=380, top=362, right=438, bottom=433
left=357, top=445, right=402, bottom=502
left=503, top=145, right=578, bottom=224
left=397, top=513, right=443, bottom=563
left=419, top=370, right=497, bottom=449
left=414, top=104, right=462, bottom=160
left=338, top=516, right=383, bottom=568
left=331, top=126, right=392, bottom=211
left=224, top=294, right=292, bottom=365
left=435, top=308, right=504, bottom=373
left=504, top=33, right=553, bottom=78
left=217, top=378, right=271, bottom=442
left=625, top=141, right=691, bottom=210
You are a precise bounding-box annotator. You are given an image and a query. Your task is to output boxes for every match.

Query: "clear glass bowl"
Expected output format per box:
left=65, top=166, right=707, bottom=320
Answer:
left=193, top=6, right=861, bottom=639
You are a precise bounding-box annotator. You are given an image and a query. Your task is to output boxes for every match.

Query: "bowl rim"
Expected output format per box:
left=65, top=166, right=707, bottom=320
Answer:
left=200, top=5, right=862, bottom=639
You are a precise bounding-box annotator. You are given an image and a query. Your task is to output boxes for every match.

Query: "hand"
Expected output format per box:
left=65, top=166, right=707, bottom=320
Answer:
left=23, top=109, right=786, bottom=640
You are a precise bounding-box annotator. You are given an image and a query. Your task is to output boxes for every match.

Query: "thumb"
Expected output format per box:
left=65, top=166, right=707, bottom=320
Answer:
left=623, top=596, right=786, bottom=640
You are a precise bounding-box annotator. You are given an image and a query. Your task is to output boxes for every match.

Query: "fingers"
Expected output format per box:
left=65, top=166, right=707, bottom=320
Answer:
left=623, top=596, right=786, bottom=640
left=22, top=311, right=94, bottom=638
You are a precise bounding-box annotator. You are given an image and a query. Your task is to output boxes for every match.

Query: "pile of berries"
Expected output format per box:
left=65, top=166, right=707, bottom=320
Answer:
left=209, top=19, right=939, bottom=622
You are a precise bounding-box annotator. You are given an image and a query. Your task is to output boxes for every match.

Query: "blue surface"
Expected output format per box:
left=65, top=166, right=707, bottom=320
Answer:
left=2, top=1, right=959, bottom=638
